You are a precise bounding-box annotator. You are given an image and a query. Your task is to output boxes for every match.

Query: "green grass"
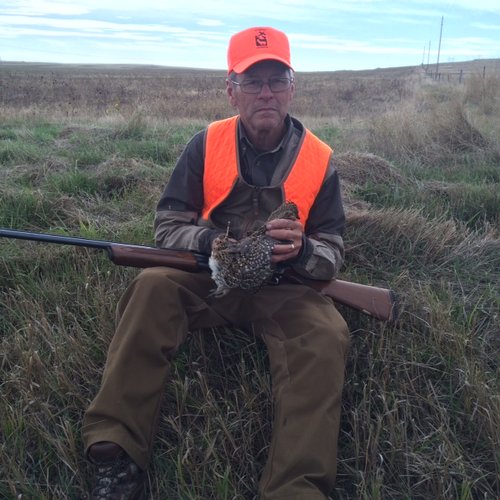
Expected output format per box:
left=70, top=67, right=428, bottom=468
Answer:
left=0, top=188, right=63, bottom=228
left=355, top=180, right=499, bottom=229
left=0, top=122, right=62, bottom=164
left=0, top=118, right=200, bottom=170
left=405, top=161, right=500, bottom=184
left=311, top=124, right=343, bottom=144
left=46, top=169, right=101, bottom=196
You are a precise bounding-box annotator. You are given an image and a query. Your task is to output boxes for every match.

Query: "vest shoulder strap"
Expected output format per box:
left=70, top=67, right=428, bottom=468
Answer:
left=283, top=130, right=332, bottom=223
left=202, top=116, right=239, bottom=219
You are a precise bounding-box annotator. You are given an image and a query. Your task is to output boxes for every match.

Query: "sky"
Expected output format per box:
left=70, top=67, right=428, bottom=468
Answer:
left=1, top=0, right=500, bottom=72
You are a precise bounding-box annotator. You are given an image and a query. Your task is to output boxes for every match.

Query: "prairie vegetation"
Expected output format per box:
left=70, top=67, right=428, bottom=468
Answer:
left=0, top=60, right=499, bottom=499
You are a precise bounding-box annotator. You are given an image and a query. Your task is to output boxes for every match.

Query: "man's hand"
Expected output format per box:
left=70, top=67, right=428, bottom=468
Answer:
left=266, top=218, right=304, bottom=263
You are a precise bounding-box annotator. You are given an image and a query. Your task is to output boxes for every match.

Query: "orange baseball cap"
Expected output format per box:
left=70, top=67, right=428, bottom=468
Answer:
left=227, top=27, right=293, bottom=74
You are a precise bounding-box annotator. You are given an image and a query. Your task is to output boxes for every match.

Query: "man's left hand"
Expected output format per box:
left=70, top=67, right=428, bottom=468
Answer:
left=266, top=218, right=303, bottom=263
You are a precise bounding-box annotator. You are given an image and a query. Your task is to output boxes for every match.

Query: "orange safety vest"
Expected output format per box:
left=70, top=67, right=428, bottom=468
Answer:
left=202, top=116, right=332, bottom=224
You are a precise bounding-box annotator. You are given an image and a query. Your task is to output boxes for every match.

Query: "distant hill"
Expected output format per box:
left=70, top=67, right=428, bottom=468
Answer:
left=1, top=58, right=499, bottom=78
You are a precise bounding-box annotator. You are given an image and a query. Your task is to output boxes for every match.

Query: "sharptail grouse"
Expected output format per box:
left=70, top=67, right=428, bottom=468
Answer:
left=209, top=201, right=299, bottom=297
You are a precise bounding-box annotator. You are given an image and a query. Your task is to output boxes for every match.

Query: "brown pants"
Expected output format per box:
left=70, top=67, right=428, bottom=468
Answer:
left=82, top=267, right=349, bottom=499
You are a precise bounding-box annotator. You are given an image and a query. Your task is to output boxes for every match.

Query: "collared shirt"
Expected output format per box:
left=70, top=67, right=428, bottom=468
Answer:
left=238, top=115, right=293, bottom=186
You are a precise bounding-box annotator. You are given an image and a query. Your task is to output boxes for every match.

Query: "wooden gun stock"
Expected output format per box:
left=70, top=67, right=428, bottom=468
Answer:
left=1, top=228, right=398, bottom=322
left=314, top=279, right=397, bottom=322
left=108, top=244, right=202, bottom=271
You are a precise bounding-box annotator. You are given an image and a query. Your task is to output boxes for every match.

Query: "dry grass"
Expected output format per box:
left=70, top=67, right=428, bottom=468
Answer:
left=333, top=152, right=409, bottom=205
left=365, top=97, right=497, bottom=167
left=0, top=61, right=499, bottom=499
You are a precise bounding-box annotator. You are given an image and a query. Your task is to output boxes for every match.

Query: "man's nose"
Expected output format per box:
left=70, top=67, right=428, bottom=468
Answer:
left=258, top=82, right=274, bottom=97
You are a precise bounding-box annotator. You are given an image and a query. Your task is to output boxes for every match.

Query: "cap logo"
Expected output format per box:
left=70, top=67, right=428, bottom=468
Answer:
left=255, top=30, right=268, bottom=48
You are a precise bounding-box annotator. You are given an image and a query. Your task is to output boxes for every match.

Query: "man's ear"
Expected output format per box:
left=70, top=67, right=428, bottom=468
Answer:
left=226, top=79, right=238, bottom=107
left=289, top=78, right=295, bottom=101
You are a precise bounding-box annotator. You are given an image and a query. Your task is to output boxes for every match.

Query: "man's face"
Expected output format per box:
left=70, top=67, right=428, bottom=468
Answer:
left=227, top=60, right=294, bottom=138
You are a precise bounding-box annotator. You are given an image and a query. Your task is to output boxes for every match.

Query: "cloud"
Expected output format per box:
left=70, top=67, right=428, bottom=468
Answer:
left=1, top=0, right=91, bottom=16
left=0, top=26, right=162, bottom=42
left=425, top=0, right=500, bottom=12
left=197, top=19, right=224, bottom=27
left=0, top=14, right=183, bottom=33
left=472, top=22, right=500, bottom=30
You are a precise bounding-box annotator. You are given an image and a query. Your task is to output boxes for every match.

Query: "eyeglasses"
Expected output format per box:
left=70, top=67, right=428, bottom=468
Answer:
left=230, top=77, right=294, bottom=94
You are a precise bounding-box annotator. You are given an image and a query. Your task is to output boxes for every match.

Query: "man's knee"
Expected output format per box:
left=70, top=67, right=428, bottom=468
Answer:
left=132, top=267, right=177, bottom=291
left=123, top=267, right=195, bottom=305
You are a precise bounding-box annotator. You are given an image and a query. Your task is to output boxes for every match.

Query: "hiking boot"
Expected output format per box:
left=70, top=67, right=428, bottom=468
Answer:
left=88, top=441, right=145, bottom=500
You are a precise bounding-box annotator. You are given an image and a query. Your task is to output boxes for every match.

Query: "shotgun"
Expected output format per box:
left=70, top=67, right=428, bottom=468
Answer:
left=0, top=228, right=398, bottom=322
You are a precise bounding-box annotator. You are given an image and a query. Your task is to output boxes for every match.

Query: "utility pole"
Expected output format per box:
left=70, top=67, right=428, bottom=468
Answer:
left=435, top=16, right=444, bottom=80
left=427, top=40, right=431, bottom=73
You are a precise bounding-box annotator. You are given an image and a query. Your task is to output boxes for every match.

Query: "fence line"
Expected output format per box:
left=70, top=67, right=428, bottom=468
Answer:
left=423, top=64, right=498, bottom=84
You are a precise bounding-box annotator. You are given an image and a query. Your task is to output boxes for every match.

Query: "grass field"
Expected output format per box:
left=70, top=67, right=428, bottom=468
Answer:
left=0, top=60, right=499, bottom=499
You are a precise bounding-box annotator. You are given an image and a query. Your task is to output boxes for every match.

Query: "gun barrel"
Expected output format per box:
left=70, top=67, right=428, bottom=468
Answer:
left=0, top=227, right=209, bottom=271
left=0, top=228, right=112, bottom=249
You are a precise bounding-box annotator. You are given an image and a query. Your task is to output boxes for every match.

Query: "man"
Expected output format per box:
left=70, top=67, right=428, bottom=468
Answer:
left=83, top=26, right=350, bottom=499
